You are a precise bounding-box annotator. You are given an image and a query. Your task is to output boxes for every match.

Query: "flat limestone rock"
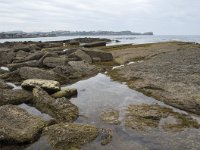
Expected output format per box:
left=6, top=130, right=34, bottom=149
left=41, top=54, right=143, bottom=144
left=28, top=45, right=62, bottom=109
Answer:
left=43, top=123, right=99, bottom=150
left=0, top=105, right=45, bottom=144
left=22, top=79, right=61, bottom=93
left=125, top=104, right=199, bottom=132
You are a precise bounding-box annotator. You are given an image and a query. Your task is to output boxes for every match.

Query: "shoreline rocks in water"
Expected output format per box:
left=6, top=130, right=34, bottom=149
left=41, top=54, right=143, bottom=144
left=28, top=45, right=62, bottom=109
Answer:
left=43, top=123, right=99, bottom=150
left=32, top=87, right=79, bottom=123
left=0, top=105, right=45, bottom=144
left=0, top=89, right=32, bottom=106
left=105, top=42, right=200, bottom=115
left=124, top=104, right=199, bottom=132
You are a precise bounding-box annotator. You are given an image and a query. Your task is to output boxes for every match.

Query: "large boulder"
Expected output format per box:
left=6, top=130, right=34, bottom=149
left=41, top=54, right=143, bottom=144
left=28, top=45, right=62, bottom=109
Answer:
left=43, top=123, right=99, bottom=150
left=19, top=67, right=67, bottom=84
left=0, top=70, right=22, bottom=83
left=22, top=79, right=61, bottom=93
left=32, top=87, right=78, bottom=122
left=0, top=50, right=15, bottom=65
left=82, top=41, right=106, bottom=48
left=43, top=57, right=68, bottom=68
left=83, top=49, right=113, bottom=62
left=0, top=89, right=32, bottom=105
left=68, top=61, right=96, bottom=75
left=13, top=50, right=29, bottom=62
left=72, top=50, right=92, bottom=63
left=16, top=51, right=44, bottom=63
left=0, top=105, right=45, bottom=144
left=7, top=60, right=41, bottom=71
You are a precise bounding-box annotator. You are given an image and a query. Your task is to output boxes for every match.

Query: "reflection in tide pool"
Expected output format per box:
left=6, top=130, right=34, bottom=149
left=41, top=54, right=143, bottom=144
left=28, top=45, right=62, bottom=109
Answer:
left=68, top=73, right=200, bottom=150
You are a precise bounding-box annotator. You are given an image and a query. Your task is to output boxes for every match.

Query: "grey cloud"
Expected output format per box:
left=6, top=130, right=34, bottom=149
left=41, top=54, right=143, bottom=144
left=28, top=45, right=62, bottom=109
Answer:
left=0, top=0, right=200, bottom=34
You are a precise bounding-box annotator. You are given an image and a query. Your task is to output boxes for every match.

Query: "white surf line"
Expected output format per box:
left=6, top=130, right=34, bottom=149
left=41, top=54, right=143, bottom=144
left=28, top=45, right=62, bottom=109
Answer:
left=112, top=65, right=125, bottom=70
left=6, top=82, right=22, bottom=90
left=0, top=66, right=10, bottom=71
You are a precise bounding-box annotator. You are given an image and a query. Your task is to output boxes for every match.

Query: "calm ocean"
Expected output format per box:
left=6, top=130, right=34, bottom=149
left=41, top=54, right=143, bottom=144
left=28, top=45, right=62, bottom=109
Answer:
left=1, top=35, right=200, bottom=45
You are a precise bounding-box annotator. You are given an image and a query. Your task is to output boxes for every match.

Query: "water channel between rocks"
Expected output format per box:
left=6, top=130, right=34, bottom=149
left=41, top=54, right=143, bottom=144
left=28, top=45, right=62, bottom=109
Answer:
left=14, top=73, right=200, bottom=150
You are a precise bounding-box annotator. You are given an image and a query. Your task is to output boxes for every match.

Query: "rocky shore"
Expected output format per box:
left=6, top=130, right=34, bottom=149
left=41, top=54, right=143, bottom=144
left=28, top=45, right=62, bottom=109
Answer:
left=0, top=38, right=200, bottom=149
left=103, top=42, right=200, bottom=115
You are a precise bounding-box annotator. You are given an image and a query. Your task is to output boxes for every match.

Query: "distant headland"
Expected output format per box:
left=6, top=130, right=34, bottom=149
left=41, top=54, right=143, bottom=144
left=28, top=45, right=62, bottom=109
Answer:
left=0, top=31, right=153, bottom=39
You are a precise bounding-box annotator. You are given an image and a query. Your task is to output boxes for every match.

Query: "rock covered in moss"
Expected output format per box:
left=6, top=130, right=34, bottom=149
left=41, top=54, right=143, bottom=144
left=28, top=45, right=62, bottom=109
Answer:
left=100, top=109, right=120, bottom=125
left=51, top=88, right=77, bottom=98
left=32, top=87, right=78, bottom=122
left=22, top=79, right=60, bottom=93
left=0, top=105, right=45, bottom=144
left=43, top=123, right=99, bottom=150
left=125, top=104, right=199, bottom=131
left=100, top=128, right=113, bottom=145
left=0, top=89, right=32, bottom=106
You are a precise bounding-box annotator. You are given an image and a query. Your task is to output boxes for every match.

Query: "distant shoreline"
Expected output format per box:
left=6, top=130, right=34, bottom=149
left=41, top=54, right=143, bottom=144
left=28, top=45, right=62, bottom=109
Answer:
left=0, top=31, right=153, bottom=40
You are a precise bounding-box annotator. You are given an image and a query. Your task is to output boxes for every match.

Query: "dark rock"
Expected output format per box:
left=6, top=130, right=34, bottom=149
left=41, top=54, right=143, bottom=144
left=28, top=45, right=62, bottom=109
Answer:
left=19, top=67, right=67, bottom=84
left=0, top=70, right=22, bottom=83
left=43, top=57, right=68, bottom=68
left=43, top=123, right=99, bottom=149
left=0, top=105, right=45, bottom=144
left=82, top=41, right=106, bottom=48
left=68, top=61, right=96, bottom=75
left=0, top=50, right=15, bottom=65
left=32, top=87, right=79, bottom=122
left=83, top=49, right=113, bottom=62
left=13, top=50, right=29, bottom=62
left=69, top=40, right=80, bottom=45
left=0, top=89, right=32, bottom=106
left=7, top=60, right=41, bottom=71
left=0, top=79, right=13, bottom=89
left=73, top=50, right=92, bottom=63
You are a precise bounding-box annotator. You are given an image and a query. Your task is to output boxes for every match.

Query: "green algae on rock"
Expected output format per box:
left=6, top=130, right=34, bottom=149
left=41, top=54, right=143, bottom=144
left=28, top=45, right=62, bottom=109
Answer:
left=43, top=123, right=99, bottom=150
left=100, top=109, right=121, bottom=125
left=125, top=104, right=199, bottom=132
left=0, top=105, right=45, bottom=144
left=51, top=88, right=77, bottom=98
left=100, top=128, right=113, bottom=145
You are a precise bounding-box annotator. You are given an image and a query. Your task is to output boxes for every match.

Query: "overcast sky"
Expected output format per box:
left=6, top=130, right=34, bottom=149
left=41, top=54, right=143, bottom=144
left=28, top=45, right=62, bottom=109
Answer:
left=0, top=0, right=200, bottom=35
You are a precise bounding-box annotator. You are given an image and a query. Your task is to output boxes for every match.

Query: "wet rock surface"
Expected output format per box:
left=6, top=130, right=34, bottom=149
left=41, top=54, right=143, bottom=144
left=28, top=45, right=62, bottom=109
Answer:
left=0, top=89, right=32, bottom=105
left=0, top=105, right=45, bottom=144
left=51, top=88, right=77, bottom=98
left=43, top=123, right=99, bottom=150
left=19, top=67, right=67, bottom=84
left=106, top=42, right=200, bottom=115
left=100, top=109, right=121, bottom=125
left=1, top=39, right=200, bottom=149
left=32, top=87, right=79, bottom=122
left=124, top=104, right=199, bottom=131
